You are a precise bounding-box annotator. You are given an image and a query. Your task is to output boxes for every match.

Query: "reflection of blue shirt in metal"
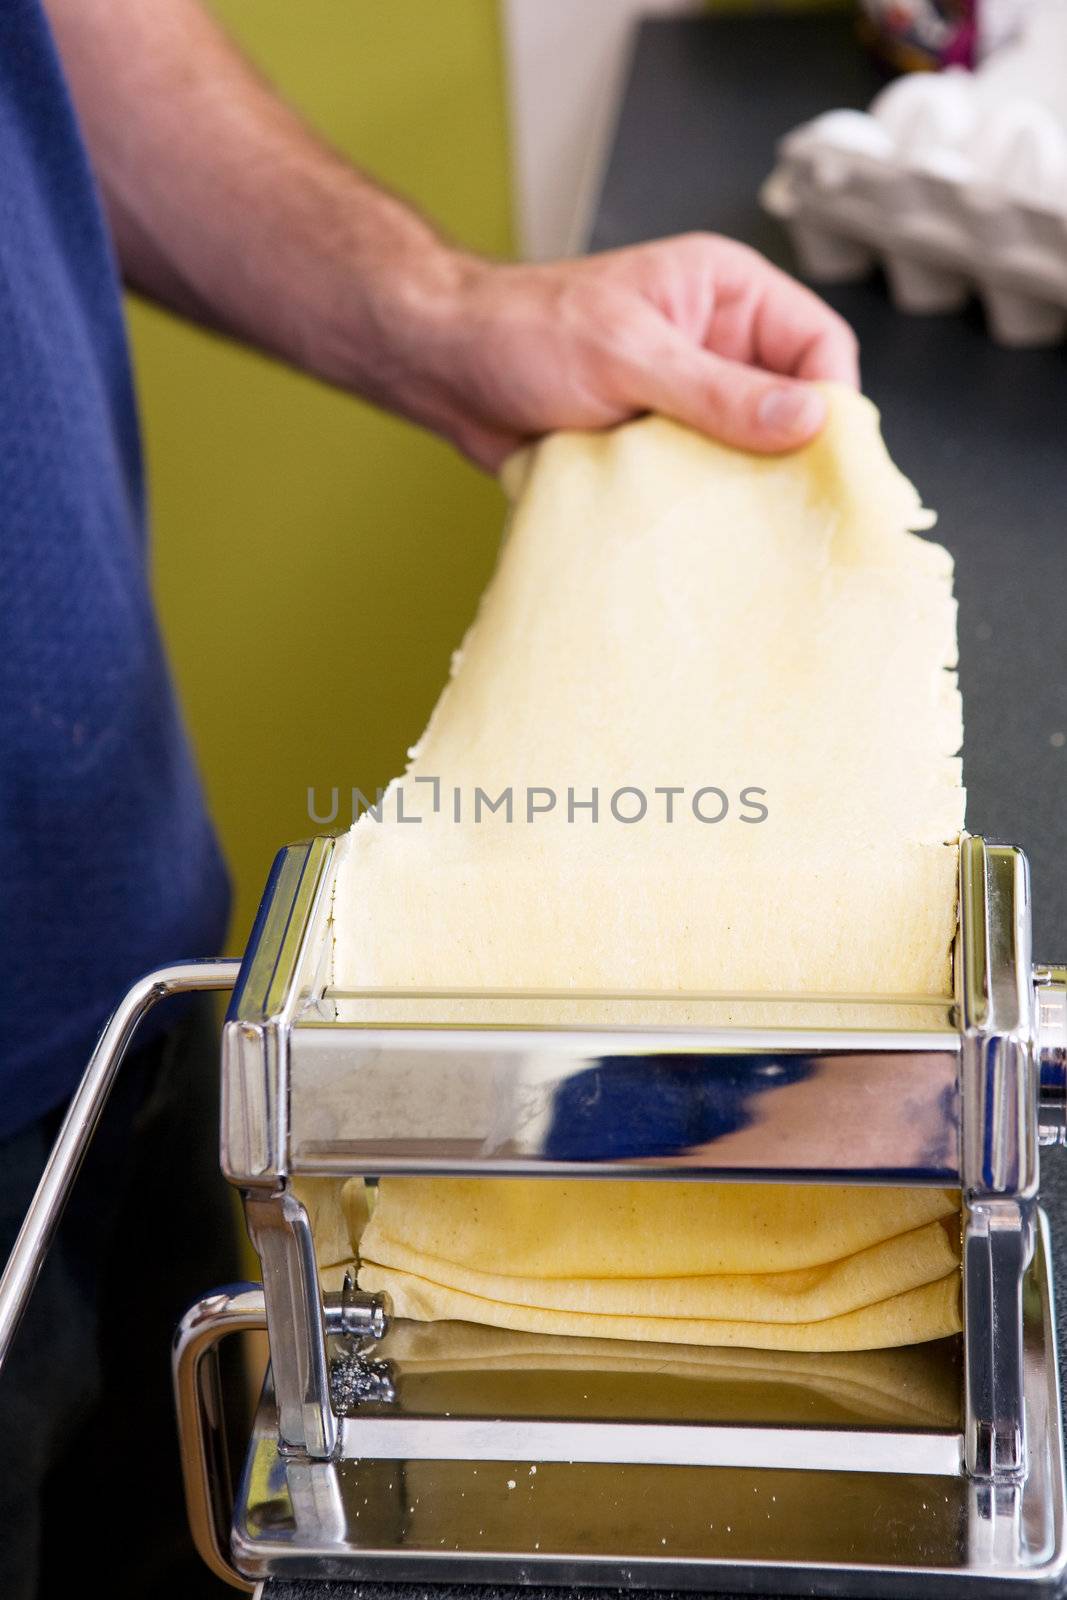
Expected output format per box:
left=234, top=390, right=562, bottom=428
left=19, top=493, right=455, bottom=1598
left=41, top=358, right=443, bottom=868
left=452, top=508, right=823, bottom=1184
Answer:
left=0, top=0, right=230, bottom=1138
left=543, top=1053, right=813, bottom=1161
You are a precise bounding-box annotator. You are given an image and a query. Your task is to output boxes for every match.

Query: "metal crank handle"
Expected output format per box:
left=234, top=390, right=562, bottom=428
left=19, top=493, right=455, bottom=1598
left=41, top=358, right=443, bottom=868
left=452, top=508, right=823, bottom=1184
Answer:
left=0, top=957, right=240, bottom=1369
left=173, top=1283, right=266, bottom=1592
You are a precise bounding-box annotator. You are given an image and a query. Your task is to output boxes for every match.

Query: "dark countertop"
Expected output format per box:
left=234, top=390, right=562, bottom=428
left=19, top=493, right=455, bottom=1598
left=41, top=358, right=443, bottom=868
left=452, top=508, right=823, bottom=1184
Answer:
left=262, top=13, right=1067, bottom=1599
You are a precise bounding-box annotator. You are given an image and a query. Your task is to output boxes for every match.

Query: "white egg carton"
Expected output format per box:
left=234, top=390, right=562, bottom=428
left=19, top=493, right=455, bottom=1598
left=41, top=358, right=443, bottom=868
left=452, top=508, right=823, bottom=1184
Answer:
left=761, top=3, right=1067, bottom=346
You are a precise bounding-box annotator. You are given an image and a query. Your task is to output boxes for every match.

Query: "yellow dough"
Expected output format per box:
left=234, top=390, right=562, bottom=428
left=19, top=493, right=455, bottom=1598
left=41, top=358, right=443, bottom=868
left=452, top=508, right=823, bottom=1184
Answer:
left=358, top=1262, right=959, bottom=1352
left=290, top=1176, right=369, bottom=1289
left=356, top=1180, right=961, bottom=1350
left=331, top=385, right=965, bottom=1350
left=333, top=385, right=963, bottom=997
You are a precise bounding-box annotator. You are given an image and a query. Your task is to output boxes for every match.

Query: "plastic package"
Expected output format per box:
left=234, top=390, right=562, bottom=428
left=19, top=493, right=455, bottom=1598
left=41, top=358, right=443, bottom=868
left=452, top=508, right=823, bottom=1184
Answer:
left=859, top=0, right=1035, bottom=71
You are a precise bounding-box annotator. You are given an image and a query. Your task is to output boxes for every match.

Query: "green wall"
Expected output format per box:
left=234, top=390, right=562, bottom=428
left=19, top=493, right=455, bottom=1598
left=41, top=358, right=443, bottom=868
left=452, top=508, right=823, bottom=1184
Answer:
left=128, top=0, right=514, bottom=948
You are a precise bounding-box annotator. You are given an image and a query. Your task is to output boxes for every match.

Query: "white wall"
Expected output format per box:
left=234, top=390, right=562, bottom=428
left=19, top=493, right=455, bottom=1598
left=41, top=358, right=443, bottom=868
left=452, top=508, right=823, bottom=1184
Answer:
left=502, top=0, right=699, bottom=260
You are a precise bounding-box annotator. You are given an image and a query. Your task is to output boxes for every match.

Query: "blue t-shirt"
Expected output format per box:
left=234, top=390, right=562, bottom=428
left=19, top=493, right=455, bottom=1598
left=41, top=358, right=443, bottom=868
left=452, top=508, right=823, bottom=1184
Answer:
left=0, top=0, right=231, bottom=1139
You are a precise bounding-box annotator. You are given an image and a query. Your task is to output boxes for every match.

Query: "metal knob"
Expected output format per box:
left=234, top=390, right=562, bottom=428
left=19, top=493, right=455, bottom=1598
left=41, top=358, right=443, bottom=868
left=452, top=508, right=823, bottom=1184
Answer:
left=325, top=1272, right=388, bottom=1340
left=1035, top=965, right=1067, bottom=1147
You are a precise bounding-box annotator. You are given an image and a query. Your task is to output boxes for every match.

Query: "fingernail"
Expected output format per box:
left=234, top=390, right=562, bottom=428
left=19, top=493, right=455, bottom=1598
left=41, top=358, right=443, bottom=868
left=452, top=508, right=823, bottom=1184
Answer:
left=756, top=386, right=827, bottom=439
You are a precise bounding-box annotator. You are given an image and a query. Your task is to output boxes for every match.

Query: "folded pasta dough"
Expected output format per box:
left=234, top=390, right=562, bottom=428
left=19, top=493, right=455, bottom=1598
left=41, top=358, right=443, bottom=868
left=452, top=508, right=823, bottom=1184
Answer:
left=359, top=1263, right=959, bottom=1352
left=358, top=1179, right=961, bottom=1350
left=334, top=384, right=965, bottom=1350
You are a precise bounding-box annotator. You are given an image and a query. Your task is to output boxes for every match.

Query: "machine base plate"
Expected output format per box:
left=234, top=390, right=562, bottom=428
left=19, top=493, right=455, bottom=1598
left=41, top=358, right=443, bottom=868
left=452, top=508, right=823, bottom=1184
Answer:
left=231, top=1215, right=1067, bottom=1596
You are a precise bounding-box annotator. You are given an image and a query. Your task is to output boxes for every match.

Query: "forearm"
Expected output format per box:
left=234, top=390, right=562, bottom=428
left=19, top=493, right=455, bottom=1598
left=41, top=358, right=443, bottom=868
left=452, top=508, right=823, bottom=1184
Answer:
left=45, top=0, right=858, bottom=466
left=44, top=0, right=462, bottom=405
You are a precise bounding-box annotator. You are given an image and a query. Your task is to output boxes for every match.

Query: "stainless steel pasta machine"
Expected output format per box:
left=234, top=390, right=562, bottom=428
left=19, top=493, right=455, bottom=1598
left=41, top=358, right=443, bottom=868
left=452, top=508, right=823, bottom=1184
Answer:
left=1, top=830, right=1066, bottom=1595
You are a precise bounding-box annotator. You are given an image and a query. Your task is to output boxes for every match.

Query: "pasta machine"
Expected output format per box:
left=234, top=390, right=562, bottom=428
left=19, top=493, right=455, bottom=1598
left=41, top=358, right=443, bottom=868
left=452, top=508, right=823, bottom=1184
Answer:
left=1, top=830, right=1066, bottom=1595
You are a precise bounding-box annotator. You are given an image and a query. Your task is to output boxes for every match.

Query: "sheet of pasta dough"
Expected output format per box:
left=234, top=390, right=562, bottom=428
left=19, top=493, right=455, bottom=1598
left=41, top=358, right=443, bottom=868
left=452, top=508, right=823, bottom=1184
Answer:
left=332, top=384, right=965, bottom=1351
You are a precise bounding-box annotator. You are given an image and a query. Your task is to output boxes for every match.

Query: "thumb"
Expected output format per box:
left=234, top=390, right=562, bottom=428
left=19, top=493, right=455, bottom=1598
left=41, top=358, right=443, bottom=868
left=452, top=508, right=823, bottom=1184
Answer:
left=628, top=328, right=829, bottom=454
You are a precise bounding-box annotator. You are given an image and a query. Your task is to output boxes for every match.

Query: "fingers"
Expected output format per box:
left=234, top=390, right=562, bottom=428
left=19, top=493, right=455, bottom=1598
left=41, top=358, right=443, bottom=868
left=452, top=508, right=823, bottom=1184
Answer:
left=630, top=235, right=860, bottom=389
left=622, top=317, right=828, bottom=453
left=794, top=323, right=861, bottom=386
left=755, top=273, right=860, bottom=388
left=713, top=247, right=860, bottom=388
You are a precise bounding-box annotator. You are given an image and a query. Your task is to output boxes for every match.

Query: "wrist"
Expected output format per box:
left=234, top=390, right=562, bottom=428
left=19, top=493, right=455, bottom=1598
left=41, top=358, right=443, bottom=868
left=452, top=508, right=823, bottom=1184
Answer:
left=324, top=230, right=487, bottom=420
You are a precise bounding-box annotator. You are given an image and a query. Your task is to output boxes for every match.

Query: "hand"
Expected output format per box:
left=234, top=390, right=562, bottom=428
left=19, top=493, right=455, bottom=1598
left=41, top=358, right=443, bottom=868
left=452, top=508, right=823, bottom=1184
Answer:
left=46, top=1, right=857, bottom=470
left=378, top=234, right=859, bottom=470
